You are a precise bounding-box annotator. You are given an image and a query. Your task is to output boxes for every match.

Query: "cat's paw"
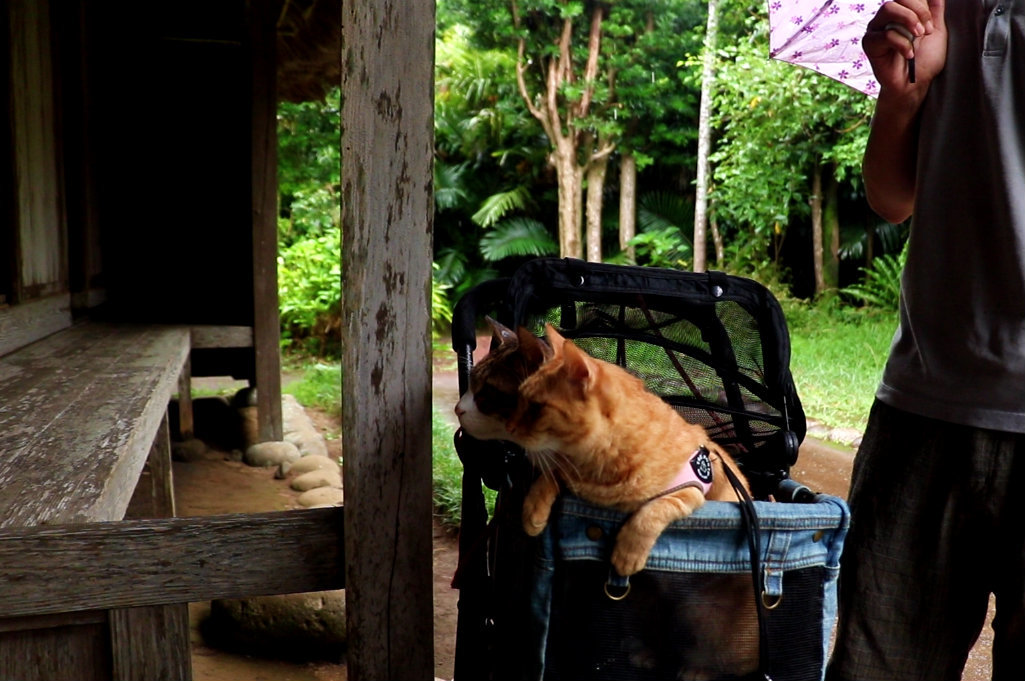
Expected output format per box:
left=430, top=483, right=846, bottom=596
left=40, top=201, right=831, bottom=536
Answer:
left=521, top=500, right=551, bottom=536
left=521, top=476, right=559, bottom=536
left=611, top=532, right=656, bottom=576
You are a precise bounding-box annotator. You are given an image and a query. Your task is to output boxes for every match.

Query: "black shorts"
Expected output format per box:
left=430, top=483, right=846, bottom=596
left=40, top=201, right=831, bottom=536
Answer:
left=826, top=400, right=1025, bottom=681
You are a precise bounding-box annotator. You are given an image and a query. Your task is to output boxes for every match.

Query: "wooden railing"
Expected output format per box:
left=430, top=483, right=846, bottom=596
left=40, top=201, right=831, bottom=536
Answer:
left=0, top=322, right=344, bottom=680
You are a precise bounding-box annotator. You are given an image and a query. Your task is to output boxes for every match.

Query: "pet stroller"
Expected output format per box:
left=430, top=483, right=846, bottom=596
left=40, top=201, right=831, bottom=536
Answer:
left=451, top=258, right=849, bottom=681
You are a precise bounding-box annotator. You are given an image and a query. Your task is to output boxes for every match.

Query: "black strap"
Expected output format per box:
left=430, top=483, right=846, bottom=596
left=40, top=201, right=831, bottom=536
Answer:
left=722, top=464, right=774, bottom=680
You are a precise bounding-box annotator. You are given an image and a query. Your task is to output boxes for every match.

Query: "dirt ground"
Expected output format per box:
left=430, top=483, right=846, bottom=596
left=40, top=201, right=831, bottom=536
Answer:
left=175, top=402, right=461, bottom=681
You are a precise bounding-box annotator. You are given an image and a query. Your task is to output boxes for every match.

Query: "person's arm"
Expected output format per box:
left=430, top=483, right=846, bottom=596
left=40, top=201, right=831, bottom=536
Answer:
left=861, top=0, right=948, bottom=223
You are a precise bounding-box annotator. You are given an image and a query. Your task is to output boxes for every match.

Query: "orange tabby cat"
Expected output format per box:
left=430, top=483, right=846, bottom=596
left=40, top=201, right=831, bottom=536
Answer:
left=508, top=323, right=750, bottom=578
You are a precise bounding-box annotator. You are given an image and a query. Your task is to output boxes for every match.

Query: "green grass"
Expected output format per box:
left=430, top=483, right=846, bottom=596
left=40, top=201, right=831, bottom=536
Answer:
left=432, top=410, right=497, bottom=529
left=283, top=358, right=342, bottom=421
left=782, top=299, right=897, bottom=433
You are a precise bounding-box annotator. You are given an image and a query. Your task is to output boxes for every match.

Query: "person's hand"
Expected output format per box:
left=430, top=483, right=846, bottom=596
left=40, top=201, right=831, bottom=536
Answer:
left=863, top=0, right=947, bottom=94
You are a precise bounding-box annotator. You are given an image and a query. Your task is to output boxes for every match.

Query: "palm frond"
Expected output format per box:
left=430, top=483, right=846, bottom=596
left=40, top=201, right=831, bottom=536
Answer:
left=434, top=162, right=470, bottom=212
left=479, top=218, right=558, bottom=262
left=472, top=186, right=534, bottom=228
left=841, top=246, right=907, bottom=310
left=434, top=248, right=467, bottom=286
left=637, top=191, right=694, bottom=236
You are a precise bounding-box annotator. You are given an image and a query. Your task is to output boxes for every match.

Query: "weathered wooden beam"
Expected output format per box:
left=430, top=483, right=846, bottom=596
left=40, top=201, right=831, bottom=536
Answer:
left=0, top=507, right=344, bottom=618
left=248, top=0, right=283, bottom=442
left=342, top=0, right=436, bottom=678
left=189, top=324, right=254, bottom=349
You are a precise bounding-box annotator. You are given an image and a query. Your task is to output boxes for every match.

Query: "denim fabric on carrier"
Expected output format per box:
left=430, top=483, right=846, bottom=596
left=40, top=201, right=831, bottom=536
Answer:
left=514, top=495, right=850, bottom=681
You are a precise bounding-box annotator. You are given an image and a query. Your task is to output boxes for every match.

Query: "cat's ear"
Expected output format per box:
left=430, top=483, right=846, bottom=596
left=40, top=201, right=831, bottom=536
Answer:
left=543, top=323, right=567, bottom=355
left=486, top=316, right=518, bottom=349
left=516, top=326, right=553, bottom=365
left=561, top=338, right=595, bottom=393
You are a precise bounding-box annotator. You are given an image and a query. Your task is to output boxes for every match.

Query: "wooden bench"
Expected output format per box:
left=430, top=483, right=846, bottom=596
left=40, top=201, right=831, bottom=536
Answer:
left=0, top=322, right=344, bottom=680
left=0, top=322, right=190, bottom=526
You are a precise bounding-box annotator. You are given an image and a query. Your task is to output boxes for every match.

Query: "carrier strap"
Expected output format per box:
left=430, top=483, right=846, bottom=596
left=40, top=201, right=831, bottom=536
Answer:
left=722, top=463, right=774, bottom=680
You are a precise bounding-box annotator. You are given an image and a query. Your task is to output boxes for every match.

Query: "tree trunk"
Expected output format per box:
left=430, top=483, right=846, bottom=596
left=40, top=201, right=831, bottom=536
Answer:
left=619, top=153, right=637, bottom=262
left=554, top=147, right=583, bottom=259
left=811, top=165, right=825, bottom=296
left=710, top=212, right=724, bottom=267
left=692, top=0, right=720, bottom=273
left=585, top=156, right=608, bottom=262
left=823, top=173, right=840, bottom=290
left=512, top=3, right=612, bottom=262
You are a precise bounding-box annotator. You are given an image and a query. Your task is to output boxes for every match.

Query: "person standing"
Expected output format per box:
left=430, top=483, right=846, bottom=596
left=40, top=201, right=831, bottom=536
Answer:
left=827, top=0, right=1025, bottom=679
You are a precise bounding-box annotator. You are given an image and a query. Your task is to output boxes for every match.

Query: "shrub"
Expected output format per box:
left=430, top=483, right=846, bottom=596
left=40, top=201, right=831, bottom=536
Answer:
left=278, top=226, right=342, bottom=356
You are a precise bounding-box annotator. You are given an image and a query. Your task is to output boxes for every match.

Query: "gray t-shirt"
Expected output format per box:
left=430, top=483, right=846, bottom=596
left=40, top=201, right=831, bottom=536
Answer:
left=876, top=0, right=1025, bottom=432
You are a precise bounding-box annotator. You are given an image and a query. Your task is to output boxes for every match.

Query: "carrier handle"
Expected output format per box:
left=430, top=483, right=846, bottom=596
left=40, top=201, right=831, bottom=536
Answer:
left=451, top=277, right=511, bottom=394
left=451, top=277, right=511, bottom=352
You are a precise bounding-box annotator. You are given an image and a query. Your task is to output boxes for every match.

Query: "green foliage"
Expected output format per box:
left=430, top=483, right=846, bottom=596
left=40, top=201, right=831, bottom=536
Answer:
left=434, top=0, right=886, bottom=300
left=638, top=190, right=693, bottom=234
left=278, top=88, right=341, bottom=248
left=472, top=186, right=535, bottom=228
left=278, top=227, right=341, bottom=356
left=479, top=217, right=559, bottom=261
left=628, top=227, right=692, bottom=269
left=708, top=18, right=874, bottom=271
left=284, top=360, right=342, bottom=422
left=432, top=264, right=455, bottom=337
left=842, top=244, right=908, bottom=311
left=277, top=88, right=341, bottom=354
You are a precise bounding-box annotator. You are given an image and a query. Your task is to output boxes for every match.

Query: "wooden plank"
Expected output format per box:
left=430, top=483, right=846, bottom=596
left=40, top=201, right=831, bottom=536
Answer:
left=342, top=1, right=435, bottom=678
left=0, top=507, right=343, bottom=618
left=124, top=413, right=176, bottom=520
left=189, top=324, right=253, bottom=349
left=177, top=354, right=194, bottom=440
left=0, top=323, right=189, bottom=526
left=110, top=605, right=192, bottom=681
left=0, top=294, right=72, bottom=356
left=249, top=0, right=283, bottom=443
left=0, top=617, right=110, bottom=681
left=0, top=610, right=106, bottom=635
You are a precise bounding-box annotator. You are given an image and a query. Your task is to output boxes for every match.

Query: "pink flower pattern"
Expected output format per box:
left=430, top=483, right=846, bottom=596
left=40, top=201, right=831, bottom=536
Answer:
left=768, top=0, right=886, bottom=96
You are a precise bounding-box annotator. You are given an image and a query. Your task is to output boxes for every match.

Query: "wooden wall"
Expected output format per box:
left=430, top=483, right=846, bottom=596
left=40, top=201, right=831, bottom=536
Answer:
left=1, top=0, right=71, bottom=354
left=8, top=0, right=64, bottom=300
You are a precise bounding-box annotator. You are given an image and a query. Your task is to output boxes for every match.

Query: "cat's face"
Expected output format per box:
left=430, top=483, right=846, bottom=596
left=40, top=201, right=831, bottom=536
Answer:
left=455, top=317, right=551, bottom=441
left=508, top=323, right=609, bottom=453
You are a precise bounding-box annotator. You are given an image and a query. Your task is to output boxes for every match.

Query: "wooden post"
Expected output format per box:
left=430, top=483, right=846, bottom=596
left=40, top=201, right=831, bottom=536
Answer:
left=177, top=354, right=194, bottom=441
left=249, top=0, right=283, bottom=442
left=342, top=1, right=436, bottom=679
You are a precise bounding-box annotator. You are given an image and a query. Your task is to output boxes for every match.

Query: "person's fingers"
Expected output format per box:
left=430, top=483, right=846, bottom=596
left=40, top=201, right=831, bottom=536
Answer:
left=866, top=0, right=931, bottom=35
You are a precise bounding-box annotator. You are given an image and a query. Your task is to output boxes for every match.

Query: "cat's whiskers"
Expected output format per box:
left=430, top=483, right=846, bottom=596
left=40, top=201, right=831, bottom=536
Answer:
left=528, top=448, right=578, bottom=485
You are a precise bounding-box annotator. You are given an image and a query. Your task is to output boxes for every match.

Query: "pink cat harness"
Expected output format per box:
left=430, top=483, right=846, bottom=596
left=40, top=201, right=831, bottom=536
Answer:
left=650, top=445, right=714, bottom=502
